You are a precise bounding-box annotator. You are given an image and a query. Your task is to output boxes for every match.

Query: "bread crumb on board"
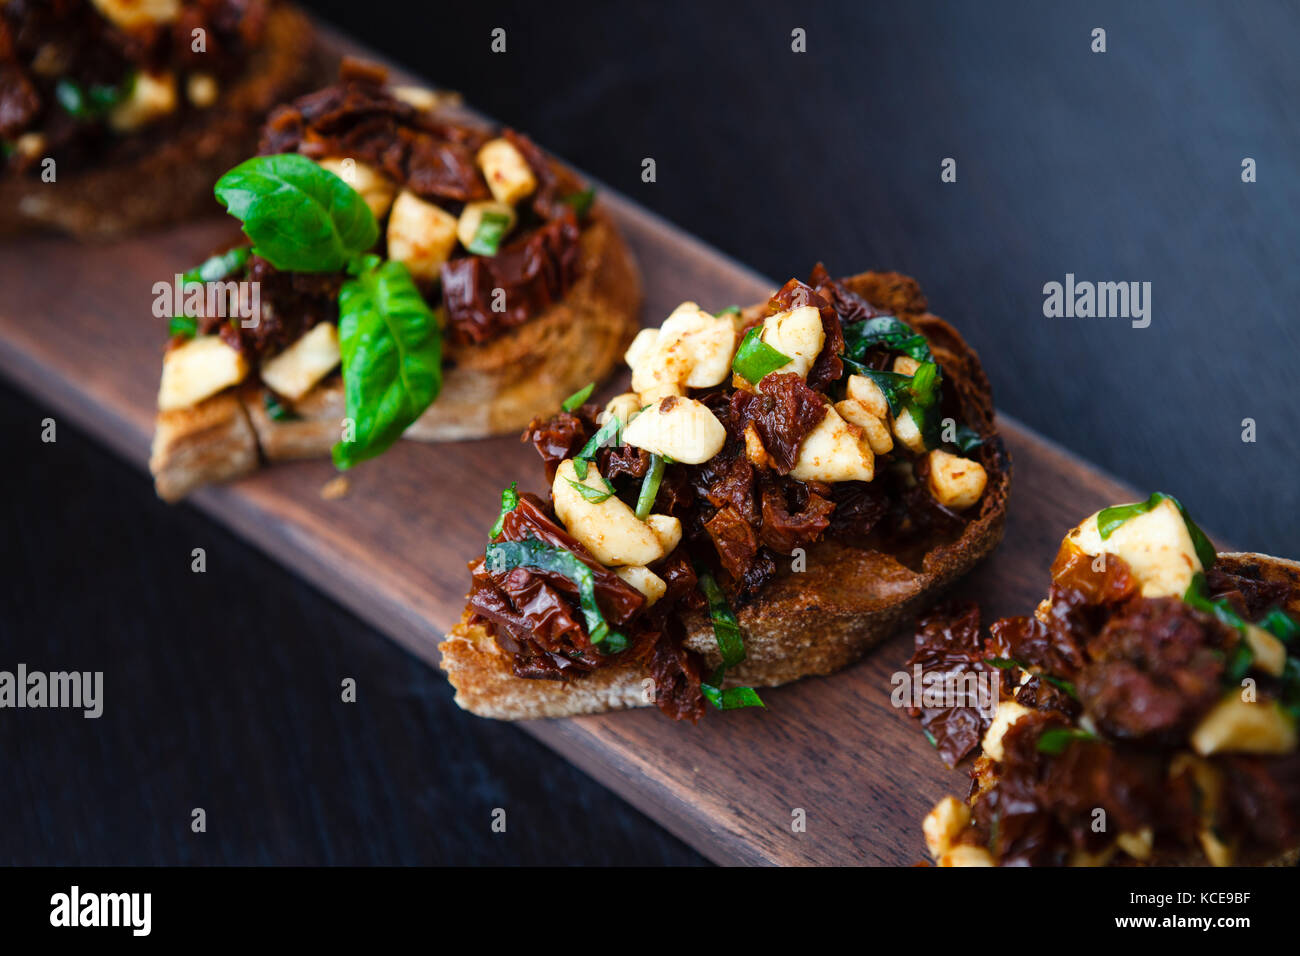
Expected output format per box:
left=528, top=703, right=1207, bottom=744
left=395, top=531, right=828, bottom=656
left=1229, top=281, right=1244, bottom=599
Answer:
left=320, top=476, right=350, bottom=500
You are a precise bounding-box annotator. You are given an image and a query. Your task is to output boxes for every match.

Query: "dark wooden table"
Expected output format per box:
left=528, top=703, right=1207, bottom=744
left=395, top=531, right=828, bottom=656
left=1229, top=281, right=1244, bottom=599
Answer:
left=2, top=0, right=1296, bottom=865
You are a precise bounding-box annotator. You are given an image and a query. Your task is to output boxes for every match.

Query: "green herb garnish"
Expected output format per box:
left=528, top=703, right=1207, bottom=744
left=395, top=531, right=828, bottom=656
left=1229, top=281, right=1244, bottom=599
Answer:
left=1098, top=492, right=1216, bottom=569
left=184, top=247, right=251, bottom=284
left=561, top=188, right=595, bottom=219
left=573, top=414, right=622, bottom=480
left=566, top=475, right=616, bottom=503
left=1035, top=727, right=1097, bottom=755
left=264, top=392, right=299, bottom=422
left=485, top=538, right=626, bottom=652
left=466, top=209, right=512, bottom=256
left=953, top=423, right=985, bottom=453
left=490, top=482, right=519, bottom=539
left=701, top=684, right=766, bottom=710
left=695, top=572, right=763, bottom=710
left=214, top=153, right=378, bottom=273
left=731, top=326, right=791, bottom=384
left=714, top=305, right=742, bottom=318
left=54, top=75, right=132, bottom=118
left=168, top=315, right=198, bottom=338
left=332, top=256, right=442, bottom=469
left=635, top=454, right=665, bottom=520
left=562, top=381, right=594, bottom=412
left=842, top=315, right=933, bottom=364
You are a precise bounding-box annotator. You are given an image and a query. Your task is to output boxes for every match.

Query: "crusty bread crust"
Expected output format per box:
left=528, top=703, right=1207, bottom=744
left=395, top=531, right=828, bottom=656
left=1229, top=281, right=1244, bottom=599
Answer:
left=148, top=391, right=260, bottom=502
left=439, top=270, right=1012, bottom=718
left=0, top=5, right=326, bottom=238
left=148, top=208, right=641, bottom=498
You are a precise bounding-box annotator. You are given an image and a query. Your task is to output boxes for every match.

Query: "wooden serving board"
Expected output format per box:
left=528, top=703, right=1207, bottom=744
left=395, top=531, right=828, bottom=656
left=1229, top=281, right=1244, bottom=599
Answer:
left=0, top=32, right=1144, bottom=866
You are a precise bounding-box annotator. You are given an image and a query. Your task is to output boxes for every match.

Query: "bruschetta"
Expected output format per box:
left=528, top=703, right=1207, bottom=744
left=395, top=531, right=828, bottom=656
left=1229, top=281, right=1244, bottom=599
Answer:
left=0, top=0, right=324, bottom=237
left=148, top=59, right=641, bottom=500
left=440, top=266, right=1010, bottom=721
left=911, top=494, right=1300, bottom=866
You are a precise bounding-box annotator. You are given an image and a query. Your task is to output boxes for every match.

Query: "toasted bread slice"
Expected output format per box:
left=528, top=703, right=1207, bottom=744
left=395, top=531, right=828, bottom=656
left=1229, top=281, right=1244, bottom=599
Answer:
left=148, top=209, right=641, bottom=500
left=439, top=270, right=1011, bottom=719
left=0, top=5, right=326, bottom=238
left=149, top=390, right=260, bottom=502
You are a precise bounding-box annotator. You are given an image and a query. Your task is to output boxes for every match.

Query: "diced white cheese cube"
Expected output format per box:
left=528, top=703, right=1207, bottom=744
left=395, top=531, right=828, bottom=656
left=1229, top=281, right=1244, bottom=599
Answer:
left=158, top=335, right=248, bottom=411
left=386, top=189, right=459, bottom=281
left=260, top=322, right=341, bottom=402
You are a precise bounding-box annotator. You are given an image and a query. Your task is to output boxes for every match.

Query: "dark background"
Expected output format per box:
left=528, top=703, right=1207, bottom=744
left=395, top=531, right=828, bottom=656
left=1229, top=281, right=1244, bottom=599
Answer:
left=2, top=0, right=1296, bottom=864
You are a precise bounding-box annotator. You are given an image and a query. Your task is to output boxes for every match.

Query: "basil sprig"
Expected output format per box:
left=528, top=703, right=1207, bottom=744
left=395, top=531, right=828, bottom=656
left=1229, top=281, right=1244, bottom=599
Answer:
left=466, top=209, right=512, bottom=256
left=485, top=538, right=627, bottom=653
left=697, top=571, right=764, bottom=711
left=953, top=423, right=985, bottom=453
left=732, top=326, right=792, bottom=384
left=490, top=483, right=519, bottom=539
left=1098, top=492, right=1216, bottom=569
left=214, top=153, right=378, bottom=273
left=842, top=315, right=933, bottom=364
left=561, top=381, right=594, bottom=412
left=332, top=256, right=442, bottom=469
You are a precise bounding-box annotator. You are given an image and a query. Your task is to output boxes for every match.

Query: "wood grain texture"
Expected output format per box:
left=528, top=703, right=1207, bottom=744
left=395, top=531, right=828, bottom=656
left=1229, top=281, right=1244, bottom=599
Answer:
left=0, top=29, right=1151, bottom=866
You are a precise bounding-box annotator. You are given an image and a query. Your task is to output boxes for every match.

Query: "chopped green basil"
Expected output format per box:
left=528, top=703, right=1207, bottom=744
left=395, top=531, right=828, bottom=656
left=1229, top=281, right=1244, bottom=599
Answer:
left=168, top=315, right=198, bottom=338
left=1035, top=727, right=1097, bottom=755
left=1040, top=673, right=1078, bottom=699
left=1098, top=492, right=1216, bottom=569
left=985, top=657, right=1022, bottom=670
left=566, top=475, right=616, bottom=503
left=214, top=153, right=378, bottom=273
left=1225, top=643, right=1255, bottom=684
left=635, top=454, right=665, bottom=520
left=561, top=188, right=595, bottom=219
left=714, top=305, right=742, bottom=318
left=1184, top=572, right=1300, bottom=687
left=953, top=422, right=985, bottom=453
left=842, top=315, right=933, bottom=364
left=54, top=75, right=131, bottom=118
left=1260, top=607, right=1300, bottom=644
left=466, top=209, right=512, bottom=256
left=561, top=381, right=594, bottom=412
left=184, top=247, right=251, bottom=284
left=331, top=257, right=442, bottom=469
left=484, top=538, right=626, bottom=652
left=264, top=392, right=299, bottom=422
left=731, top=326, right=791, bottom=384
left=490, top=482, right=519, bottom=539
left=573, top=414, right=622, bottom=480
left=701, top=682, right=766, bottom=710
left=698, top=571, right=746, bottom=669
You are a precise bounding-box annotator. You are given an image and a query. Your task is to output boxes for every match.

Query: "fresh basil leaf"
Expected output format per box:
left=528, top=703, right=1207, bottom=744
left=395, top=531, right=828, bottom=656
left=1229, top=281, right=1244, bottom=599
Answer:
left=842, top=315, right=932, bottom=363
left=214, top=153, right=378, bottom=273
left=331, top=257, right=442, bottom=469
left=490, top=482, right=519, bottom=539
left=1185, top=572, right=1300, bottom=685
left=732, top=326, right=791, bottom=384
left=985, top=657, right=1023, bottom=670
left=561, top=188, right=595, bottom=219
left=168, top=315, right=198, bottom=338
left=714, top=305, right=741, bottom=318
left=466, top=209, right=512, bottom=256
left=1035, top=727, right=1096, bottom=755
left=56, top=77, right=127, bottom=118
left=701, top=682, right=765, bottom=710
left=1040, top=673, right=1078, bottom=699
left=561, top=381, right=594, bottom=412
left=264, top=392, right=299, bottom=422
left=635, top=454, right=665, bottom=520
left=907, top=361, right=943, bottom=449
left=484, top=538, right=626, bottom=652
left=1225, top=643, right=1255, bottom=684
left=573, top=414, right=622, bottom=480
left=566, top=475, right=616, bottom=503
left=698, top=571, right=746, bottom=669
